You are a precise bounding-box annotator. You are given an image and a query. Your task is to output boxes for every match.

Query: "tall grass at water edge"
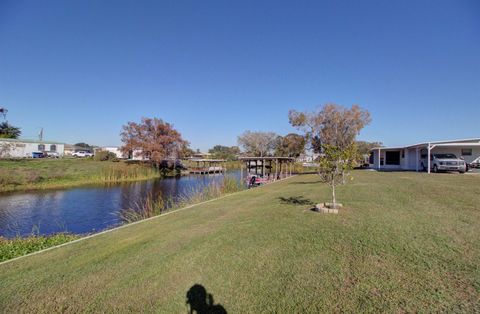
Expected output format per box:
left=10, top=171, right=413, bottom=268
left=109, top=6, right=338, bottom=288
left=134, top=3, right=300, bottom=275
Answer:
left=119, top=176, right=244, bottom=223
left=95, top=164, right=161, bottom=182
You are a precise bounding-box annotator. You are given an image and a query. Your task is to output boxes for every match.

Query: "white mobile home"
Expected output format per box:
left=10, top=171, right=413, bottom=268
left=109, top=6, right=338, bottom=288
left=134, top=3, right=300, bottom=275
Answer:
left=369, top=138, right=480, bottom=173
left=0, top=138, right=65, bottom=158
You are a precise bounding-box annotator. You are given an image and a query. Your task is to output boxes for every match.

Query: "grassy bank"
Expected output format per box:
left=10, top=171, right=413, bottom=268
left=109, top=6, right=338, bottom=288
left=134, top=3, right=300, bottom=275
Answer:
left=0, top=171, right=479, bottom=312
left=0, top=158, right=161, bottom=193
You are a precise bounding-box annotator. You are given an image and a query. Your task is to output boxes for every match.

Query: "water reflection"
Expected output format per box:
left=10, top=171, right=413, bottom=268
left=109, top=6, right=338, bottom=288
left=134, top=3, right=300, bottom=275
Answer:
left=0, top=171, right=241, bottom=238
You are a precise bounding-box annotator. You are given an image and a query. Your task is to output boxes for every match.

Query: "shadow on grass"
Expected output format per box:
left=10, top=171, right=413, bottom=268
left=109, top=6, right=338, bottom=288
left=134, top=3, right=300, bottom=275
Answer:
left=278, top=196, right=315, bottom=206
left=289, top=180, right=322, bottom=185
left=186, top=284, right=227, bottom=314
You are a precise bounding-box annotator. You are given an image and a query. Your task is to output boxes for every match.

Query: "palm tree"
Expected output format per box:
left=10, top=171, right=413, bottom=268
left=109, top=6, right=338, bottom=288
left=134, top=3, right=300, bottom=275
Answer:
left=0, top=122, right=21, bottom=139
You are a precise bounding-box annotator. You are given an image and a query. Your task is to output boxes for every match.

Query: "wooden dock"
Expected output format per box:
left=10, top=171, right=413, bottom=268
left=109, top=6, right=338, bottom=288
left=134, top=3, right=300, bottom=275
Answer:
left=238, top=156, right=295, bottom=187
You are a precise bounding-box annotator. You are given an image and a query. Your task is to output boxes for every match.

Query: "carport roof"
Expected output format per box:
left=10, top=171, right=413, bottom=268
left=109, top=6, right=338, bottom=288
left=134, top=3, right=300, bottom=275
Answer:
left=371, top=137, right=480, bottom=151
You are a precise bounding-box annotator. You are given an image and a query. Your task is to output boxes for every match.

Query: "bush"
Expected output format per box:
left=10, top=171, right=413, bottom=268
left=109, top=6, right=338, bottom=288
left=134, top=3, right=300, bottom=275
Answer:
left=94, top=151, right=118, bottom=162
left=0, top=233, right=80, bottom=262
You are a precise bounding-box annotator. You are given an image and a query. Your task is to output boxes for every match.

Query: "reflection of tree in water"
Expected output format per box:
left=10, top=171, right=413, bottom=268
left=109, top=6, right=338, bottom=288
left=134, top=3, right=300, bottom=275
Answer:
left=186, top=284, right=227, bottom=314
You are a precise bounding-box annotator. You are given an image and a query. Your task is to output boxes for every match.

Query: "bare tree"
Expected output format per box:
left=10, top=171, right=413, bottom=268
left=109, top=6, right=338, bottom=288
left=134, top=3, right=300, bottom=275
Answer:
left=237, top=131, right=277, bottom=157
left=289, top=104, right=371, bottom=150
left=289, top=104, right=371, bottom=207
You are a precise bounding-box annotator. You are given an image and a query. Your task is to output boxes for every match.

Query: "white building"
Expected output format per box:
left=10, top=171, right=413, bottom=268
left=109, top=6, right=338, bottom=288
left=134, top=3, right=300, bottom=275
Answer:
left=296, top=153, right=320, bottom=163
left=0, top=138, right=65, bottom=158
left=100, top=146, right=127, bottom=159
left=369, top=138, right=480, bottom=173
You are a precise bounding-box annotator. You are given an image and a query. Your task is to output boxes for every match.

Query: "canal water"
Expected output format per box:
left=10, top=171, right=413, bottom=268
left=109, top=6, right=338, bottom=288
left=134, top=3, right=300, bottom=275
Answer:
left=0, top=171, right=242, bottom=238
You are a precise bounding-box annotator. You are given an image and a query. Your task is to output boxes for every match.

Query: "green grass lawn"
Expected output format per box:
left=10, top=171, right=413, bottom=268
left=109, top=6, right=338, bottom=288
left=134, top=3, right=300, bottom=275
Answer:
left=0, top=171, right=479, bottom=312
left=0, top=158, right=160, bottom=192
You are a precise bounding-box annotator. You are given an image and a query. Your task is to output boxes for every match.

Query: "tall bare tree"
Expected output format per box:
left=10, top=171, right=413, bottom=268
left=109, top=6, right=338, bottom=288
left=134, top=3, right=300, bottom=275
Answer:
left=237, top=131, right=277, bottom=157
left=120, top=117, right=189, bottom=167
left=289, top=104, right=371, bottom=150
left=289, top=104, right=371, bottom=207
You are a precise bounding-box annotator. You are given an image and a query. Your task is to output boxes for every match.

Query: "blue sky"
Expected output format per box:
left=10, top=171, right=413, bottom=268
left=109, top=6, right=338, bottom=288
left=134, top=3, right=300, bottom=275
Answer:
left=1, top=0, right=479, bottom=151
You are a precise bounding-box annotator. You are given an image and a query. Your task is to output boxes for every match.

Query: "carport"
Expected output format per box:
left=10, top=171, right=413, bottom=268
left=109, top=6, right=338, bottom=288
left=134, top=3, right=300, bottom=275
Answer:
left=370, top=138, right=480, bottom=174
left=416, top=142, right=480, bottom=173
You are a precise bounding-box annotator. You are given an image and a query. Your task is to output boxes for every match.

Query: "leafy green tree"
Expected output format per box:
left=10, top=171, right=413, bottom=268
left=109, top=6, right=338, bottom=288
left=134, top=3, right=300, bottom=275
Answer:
left=274, top=133, right=306, bottom=157
left=318, top=144, right=358, bottom=207
left=355, top=140, right=383, bottom=165
left=0, top=122, right=21, bottom=139
left=74, top=142, right=93, bottom=152
left=208, top=145, right=240, bottom=160
left=356, top=140, right=383, bottom=156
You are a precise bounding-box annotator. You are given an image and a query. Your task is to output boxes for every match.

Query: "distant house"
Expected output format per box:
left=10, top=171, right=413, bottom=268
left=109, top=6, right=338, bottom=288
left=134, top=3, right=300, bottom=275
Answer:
left=191, top=152, right=212, bottom=159
left=369, top=138, right=480, bottom=173
left=0, top=138, right=65, bottom=158
left=296, top=153, right=320, bottom=163
left=124, top=149, right=149, bottom=161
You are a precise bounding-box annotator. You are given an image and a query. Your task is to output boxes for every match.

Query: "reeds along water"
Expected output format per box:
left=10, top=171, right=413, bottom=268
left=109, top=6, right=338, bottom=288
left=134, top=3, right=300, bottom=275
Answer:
left=98, top=164, right=160, bottom=182
left=119, top=176, right=244, bottom=223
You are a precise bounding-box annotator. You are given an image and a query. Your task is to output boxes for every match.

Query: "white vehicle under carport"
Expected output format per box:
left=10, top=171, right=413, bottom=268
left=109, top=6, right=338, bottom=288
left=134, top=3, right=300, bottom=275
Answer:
left=421, top=153, right=467, bottom=173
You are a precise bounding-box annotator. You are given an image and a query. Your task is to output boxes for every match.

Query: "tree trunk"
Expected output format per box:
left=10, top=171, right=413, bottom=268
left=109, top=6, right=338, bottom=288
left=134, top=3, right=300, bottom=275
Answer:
left=332, top=184, right=336, bottom=206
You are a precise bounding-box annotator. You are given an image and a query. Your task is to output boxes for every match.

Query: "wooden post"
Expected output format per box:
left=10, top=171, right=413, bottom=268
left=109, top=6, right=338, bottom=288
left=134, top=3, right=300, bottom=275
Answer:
left=262, top=158, right=265, bottom=178
left=241, top=162, right=243, bottom=182
left=274, top=158, right=278, bottom=181
left=269, top=160, right=272, bottom=181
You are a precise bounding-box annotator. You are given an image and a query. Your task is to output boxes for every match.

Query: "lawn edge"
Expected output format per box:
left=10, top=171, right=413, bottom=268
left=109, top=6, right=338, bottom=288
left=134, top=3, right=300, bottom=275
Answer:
left=0, top=175, right=298, bottom=266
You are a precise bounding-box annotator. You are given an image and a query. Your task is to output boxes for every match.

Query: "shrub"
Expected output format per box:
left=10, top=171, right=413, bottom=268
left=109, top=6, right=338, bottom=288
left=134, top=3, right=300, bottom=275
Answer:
left=94, top=151, right=118, bottom=161
left=0, top=233, right=80, bottom=262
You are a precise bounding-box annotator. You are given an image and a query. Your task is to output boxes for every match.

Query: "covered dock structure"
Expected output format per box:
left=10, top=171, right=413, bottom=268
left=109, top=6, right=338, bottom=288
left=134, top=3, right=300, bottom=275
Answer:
left=184, top=158, right=227, bottom=174
left=239, top=156, right=295, bottom=186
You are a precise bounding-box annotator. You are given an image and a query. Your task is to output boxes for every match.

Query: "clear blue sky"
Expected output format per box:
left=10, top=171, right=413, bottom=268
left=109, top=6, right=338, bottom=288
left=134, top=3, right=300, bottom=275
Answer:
left=1, top=0, right=479, bottom=151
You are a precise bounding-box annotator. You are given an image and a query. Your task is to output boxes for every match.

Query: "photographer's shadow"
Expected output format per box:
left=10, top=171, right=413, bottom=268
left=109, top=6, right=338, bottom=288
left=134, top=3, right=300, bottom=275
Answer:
left=186, top=284, right=227, bottom=314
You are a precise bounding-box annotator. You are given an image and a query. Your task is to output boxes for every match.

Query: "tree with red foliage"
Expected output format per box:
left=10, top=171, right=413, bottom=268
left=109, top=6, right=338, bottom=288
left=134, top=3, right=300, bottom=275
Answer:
left=120, top=117, right=189, bottom=167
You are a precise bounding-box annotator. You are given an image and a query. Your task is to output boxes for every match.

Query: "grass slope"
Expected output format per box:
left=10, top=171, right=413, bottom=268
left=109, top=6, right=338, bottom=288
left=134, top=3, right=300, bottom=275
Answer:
left=0, top=171, right=479, bottom=312
left=0, top=159, right=160, bottom=192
